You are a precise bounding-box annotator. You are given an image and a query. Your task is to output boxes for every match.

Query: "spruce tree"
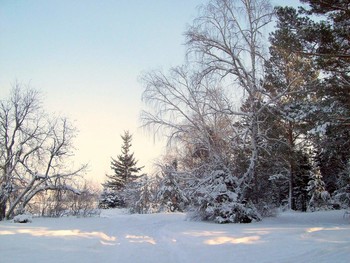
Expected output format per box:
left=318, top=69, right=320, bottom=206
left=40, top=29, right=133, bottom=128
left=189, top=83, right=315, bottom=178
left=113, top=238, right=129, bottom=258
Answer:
left=100, top=131, right=143, bottom=208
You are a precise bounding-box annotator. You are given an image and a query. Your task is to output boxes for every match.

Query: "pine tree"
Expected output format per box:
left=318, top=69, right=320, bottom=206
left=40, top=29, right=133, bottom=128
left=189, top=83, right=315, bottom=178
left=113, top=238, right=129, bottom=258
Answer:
left=263, top=6, right=319, bottom=210
left=100, top=131, right=143, bottom=208
left=298, top=0, right=350, bottom=198
left=307, top=169, right=330, bottom=211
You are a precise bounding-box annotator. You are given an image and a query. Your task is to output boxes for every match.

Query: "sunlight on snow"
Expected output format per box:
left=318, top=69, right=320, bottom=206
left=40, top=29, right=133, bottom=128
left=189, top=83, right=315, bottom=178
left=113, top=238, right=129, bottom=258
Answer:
left=182, top=230, right=261, bottom=245
left=306, top=227, right=342, bottom=233
left=0, top=228, right=116, bottom=242
left=204, top=235, right=261, bottom=245
left=307, top=227, right=324, bottom=233
left=302, top=226, right=350, bottom=244
left=0, top=230, right=15, bottom=235
left=125, top=234, right=157, bottom=245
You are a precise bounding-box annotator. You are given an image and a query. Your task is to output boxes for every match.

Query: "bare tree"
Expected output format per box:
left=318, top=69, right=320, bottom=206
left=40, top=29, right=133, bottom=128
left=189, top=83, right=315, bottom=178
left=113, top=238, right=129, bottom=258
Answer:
left=141, top=66, right=205, bottom=141
left=141, top=66, right=235, bottom=163
left=0, top=83, right=87, bottom=220
left=185, top=0, right=274, bottom=199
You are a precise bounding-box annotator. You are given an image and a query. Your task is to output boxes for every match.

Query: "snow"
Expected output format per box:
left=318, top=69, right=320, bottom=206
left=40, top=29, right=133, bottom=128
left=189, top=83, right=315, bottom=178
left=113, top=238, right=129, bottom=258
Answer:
left=13, top=214, right=32, bottom=223
left=1, top=209, right=349, bottom=263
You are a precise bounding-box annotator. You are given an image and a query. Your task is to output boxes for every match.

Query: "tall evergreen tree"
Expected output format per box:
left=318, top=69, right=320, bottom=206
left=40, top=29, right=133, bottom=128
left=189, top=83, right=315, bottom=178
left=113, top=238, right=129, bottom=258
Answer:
left=265, top=1, right=349, bottom=207
left=263, top=6, right=319, bottom=210
left=100, top=131, right=143, bottom=208
left=298, top=0, right=350, bottom=196
left=109, top=131, right=143, bottom=188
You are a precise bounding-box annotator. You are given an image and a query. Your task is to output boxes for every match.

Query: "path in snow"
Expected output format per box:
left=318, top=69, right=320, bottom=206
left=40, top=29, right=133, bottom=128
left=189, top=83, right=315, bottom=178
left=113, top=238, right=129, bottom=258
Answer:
left=0, top=209, right=349, bottom=263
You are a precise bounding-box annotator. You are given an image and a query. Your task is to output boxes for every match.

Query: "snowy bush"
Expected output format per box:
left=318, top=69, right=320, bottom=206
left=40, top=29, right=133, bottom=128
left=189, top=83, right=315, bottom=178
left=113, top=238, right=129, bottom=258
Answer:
left=334, top=189, right=350, bottom=209
left=188, top=169, right=261, bottom=223
left=155, top=165, right=189, bottom=212
left=122, top=176, right=159, bottom=214
left=99, top=189, right=124, bottom=209
left=333, top=162, right=350, bottom=208
left=13, top=213, right=32, bottom=223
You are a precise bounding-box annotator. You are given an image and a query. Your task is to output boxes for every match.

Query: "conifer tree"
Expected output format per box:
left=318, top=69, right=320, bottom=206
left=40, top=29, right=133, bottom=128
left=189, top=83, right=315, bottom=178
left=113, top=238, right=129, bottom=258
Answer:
left=263, top=6, right=318, bottom=210
left=299, top=0, right=350, bottom=196
left=100, top=131, right=143, bottom=208
left=307, top=170, right=330, bottom=211
left=109, top=131, right=143, bottom=188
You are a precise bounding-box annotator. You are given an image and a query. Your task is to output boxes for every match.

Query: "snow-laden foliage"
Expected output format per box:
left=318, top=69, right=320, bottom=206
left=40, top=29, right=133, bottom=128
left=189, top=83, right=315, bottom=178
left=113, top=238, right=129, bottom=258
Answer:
left=137, top=0, right=350, bottom=222
left=188, top=168, right=261, bottom=223
left=155, top=165, right=189, bottom=212
left=99, top=188, right=123, bottom=209
left=334, top=161, right=350, bottom=208
left=123, top=176, right=158, bottom=214
left=307, top=171, right=331, bottom=211
left=100, top=130, right=144, bottom=209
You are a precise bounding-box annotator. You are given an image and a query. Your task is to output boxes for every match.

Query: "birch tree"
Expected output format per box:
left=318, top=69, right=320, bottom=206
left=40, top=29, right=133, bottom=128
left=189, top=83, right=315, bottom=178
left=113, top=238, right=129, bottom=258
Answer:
left=0, top=84, right=86, bottom=220
left=185, top=0, right=274, bottom=201
left=141, top=66, right=251, bottom=222
left=142, top=65, right=236, bottom=166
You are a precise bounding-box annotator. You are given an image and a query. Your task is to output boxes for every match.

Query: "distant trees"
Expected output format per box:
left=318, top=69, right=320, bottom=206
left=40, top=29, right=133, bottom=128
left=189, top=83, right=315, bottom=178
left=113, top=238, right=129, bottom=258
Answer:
left=0, top=83, right=87, bottom=220
left=99, top=131, right=144, bottom=209
left=31, top=180, right=100, bottom=217
left=140, top=0, right=349, bottom=222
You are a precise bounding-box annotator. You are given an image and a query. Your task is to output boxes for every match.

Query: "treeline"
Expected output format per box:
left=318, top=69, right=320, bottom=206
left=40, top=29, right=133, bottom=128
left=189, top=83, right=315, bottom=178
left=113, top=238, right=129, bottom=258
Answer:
left=101, top=0, right=349, bottom=223
left=2, top=0, right=348, bottom=223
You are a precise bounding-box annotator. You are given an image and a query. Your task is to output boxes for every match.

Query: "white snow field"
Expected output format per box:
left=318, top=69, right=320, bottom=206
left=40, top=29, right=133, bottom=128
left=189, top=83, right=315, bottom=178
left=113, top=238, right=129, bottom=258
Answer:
left=1, top=209, right=349, bottom=263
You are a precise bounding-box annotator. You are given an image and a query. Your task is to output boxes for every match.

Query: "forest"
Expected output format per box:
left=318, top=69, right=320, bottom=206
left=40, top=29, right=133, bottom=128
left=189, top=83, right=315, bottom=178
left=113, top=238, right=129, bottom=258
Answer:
left=1, top=0, right=349, bottom=223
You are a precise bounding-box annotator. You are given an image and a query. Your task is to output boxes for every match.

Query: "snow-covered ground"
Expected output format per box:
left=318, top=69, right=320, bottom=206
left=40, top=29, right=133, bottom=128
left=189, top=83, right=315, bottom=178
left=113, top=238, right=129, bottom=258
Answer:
left=1, top=209, right=349, bottom=263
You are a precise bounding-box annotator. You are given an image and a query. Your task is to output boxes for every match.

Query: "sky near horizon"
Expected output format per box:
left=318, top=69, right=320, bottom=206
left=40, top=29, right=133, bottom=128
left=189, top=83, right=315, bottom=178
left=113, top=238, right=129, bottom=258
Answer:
left=0, top=0, right=205, bottom=183
left=0, top=0, right=300, bottom=184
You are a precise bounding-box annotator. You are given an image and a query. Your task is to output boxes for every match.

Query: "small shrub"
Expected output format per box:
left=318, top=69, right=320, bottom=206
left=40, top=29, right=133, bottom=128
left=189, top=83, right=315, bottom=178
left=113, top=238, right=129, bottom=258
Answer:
left=13, top=214, right=32, bottom=223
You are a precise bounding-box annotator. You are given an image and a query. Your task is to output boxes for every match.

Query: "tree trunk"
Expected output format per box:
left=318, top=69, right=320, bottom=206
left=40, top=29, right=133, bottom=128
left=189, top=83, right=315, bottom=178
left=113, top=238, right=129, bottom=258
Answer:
left=287, top=122, right=295, bottom=210
left=0, top=201, right=6, bottom=221
left=240, top=112, right=259, bottom=202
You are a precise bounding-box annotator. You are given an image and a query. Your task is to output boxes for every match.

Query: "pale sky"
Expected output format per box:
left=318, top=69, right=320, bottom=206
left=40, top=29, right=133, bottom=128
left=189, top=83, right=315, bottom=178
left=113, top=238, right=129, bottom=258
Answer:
left=0, top=0, right=300, bottom=184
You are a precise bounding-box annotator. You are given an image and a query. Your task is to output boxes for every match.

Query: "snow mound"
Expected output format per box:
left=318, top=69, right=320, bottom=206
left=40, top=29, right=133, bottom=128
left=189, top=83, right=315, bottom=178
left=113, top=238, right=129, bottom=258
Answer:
left=13, top=214, right=32, bottom=223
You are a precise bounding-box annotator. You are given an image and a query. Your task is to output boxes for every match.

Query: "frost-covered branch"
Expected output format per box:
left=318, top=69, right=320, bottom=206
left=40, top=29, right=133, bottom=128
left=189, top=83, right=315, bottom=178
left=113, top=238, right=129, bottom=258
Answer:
left=0, top=83, right=87, bottom=220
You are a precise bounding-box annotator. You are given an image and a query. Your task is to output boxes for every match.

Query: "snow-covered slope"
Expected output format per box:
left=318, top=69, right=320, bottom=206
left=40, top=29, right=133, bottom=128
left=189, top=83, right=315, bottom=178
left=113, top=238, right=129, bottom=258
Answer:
left=0, top=209, right=349, bottom=263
